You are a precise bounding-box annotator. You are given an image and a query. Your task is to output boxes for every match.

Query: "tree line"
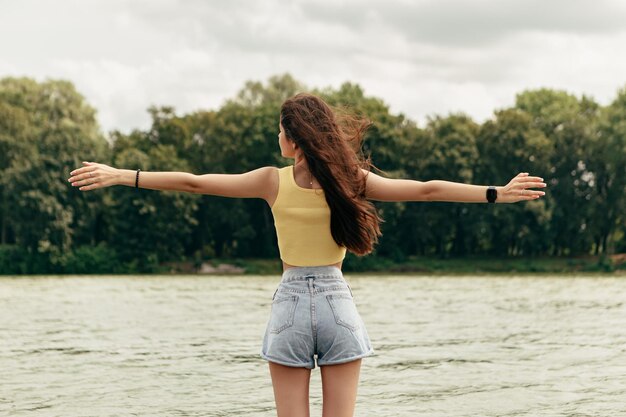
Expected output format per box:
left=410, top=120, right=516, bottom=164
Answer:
left=0, top=74, right=624, bottom=274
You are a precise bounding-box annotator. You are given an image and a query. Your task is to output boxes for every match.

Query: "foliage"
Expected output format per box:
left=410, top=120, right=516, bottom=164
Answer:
left=0, top=74, right=624, bottom=274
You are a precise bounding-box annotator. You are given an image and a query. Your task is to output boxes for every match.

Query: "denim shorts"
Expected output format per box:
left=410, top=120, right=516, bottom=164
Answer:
left=260, top=265, right=375, bottom=369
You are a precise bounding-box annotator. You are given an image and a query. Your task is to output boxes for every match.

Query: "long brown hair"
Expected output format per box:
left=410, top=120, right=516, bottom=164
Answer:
left=280, top=93, right=383, bottom=255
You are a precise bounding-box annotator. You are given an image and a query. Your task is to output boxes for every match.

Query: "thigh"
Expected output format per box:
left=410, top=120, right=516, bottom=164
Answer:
left=320, top=358, right=362, bottom=417
left=269, top=361, right=312, bottom=417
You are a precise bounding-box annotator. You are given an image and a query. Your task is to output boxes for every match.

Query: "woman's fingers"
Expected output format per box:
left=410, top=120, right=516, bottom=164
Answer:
left=68, top=163, right=100, bottom=191
left=68, top=162, right=92, bottom=175
left=514, top=182, right=547, bottom=198
left=68, top=167, right=97, bottom=183
left=516, top=180, right=547, bottom=189
left=71, top=164, right=97, bottom=174
left=78, top=182, right=99, bottom=191
left=502, top=173, right=548, bottom=202
left=67, top=162, right=118, bottom=191
left=68, top=174, right=98, bottom=189
left=514, top=173, right=546, bottom=182
left=515, top=176, right=543, bottom=182
left=71, top=173, right=101, bottom=191
left=524, top=189, right=545, bottom=196
left=69, top=166, right=95, bottom=177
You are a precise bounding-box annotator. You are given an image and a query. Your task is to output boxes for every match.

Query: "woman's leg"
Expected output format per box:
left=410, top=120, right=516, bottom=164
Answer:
left=320, top=358, right=362, bottom=417
left=269, top=361, right=312, bottom=417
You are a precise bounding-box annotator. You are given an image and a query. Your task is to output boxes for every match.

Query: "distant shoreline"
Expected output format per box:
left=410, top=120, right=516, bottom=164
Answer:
left=2, top=252, right=623, bottom=276
left=159, top=254, right=626, bottom=275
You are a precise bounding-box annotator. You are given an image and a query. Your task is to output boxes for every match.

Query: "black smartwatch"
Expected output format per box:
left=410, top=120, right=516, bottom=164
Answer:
left=486, top=186, right=497, bottom=203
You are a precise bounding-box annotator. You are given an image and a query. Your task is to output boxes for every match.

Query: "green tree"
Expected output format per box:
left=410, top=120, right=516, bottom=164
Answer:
left=107, top=116, right=200, bottom=271
left=516, top=88, right=599, bottom=255
left=0, top=77, right=108, bottom=271
left=475, top=108, right=552, bottom=256
left=316, top=82, right=416, bottom=260
left=589, top=87, right=626, bottom=255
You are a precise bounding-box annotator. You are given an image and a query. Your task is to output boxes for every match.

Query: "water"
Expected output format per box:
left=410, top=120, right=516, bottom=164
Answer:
left=1, top=274, right=625, bottom=416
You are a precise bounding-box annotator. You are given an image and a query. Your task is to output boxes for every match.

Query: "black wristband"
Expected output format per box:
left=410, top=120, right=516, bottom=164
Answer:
left=135, top=169, right=141, bottom=188
left=486, top=185, right=497, bottom=203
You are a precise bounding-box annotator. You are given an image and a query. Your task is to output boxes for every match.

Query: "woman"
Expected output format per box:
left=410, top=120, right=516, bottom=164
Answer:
left=67, top=93, right=546, bottom=416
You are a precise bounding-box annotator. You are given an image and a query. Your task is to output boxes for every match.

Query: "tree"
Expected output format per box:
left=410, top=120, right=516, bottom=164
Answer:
left=516, top=88, right=599, bottom=255
left=0, top=77, right=107, bottom=270
left=475, top=108, right=552, bottom=256
left=588, top=87, right=626, bottom=255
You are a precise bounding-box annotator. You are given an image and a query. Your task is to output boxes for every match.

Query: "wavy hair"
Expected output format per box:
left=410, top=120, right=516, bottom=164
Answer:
left=280, top=93, right=383, bottom=255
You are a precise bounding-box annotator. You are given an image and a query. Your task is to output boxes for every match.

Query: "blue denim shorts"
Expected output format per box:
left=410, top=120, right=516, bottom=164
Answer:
left=260, top=265, right=375, bottom=369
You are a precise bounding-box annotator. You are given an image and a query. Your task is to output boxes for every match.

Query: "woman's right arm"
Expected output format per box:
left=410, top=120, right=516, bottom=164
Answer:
left=361, top=169, right=546, bottom=204
left=361, top=169, right=431, bottom=202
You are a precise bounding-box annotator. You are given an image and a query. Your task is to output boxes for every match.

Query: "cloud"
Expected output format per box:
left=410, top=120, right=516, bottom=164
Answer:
left=0, top=0, right=625, bottom=134
left=300, top=0, right=626, bottom=47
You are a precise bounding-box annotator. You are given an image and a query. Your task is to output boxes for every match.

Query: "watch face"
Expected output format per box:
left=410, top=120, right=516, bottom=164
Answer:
left=487, top=187, right=497, bottom=202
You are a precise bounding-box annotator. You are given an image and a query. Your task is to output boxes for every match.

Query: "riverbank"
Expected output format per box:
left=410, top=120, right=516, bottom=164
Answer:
left=161, top=254, right=626, bottom=275
left=2, top=243, right=623, bottom=275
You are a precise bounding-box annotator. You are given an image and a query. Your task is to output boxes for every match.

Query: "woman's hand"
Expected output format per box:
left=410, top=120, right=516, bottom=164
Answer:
left=67, top=161, right=120, bottom=191
left=497, top=172, right=547, bottom=203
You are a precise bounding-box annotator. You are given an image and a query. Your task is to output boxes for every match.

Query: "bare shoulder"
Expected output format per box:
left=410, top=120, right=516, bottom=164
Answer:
left=253, top=165, right=279, bottom=182
left=263, top=166, right=280, bottom=206
left=246, top=166, right=278, bottom=203
left=192, top=166, right=278, bottom=203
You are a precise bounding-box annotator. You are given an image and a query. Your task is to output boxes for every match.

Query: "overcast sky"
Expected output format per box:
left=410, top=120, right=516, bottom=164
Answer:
left=1, top=0, right=625, bottom=134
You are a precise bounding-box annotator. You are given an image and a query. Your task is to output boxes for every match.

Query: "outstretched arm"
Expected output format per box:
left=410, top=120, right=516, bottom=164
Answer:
left=426, top=172, right=546, bottom=203
left=68, top=162, right=197, bottom=193
left=67, top=161, right=274, bottom=200
left=362, top=169, right=546, bottom=203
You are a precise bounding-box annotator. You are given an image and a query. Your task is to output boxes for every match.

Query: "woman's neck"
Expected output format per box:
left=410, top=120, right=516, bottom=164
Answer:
left=294, top=154, right=308, bottom=170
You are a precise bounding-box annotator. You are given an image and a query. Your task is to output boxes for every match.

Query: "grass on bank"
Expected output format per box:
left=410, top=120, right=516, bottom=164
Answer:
left=172, top=253, right=625, bottom=275
left=1, top=243, right=624, bottom=275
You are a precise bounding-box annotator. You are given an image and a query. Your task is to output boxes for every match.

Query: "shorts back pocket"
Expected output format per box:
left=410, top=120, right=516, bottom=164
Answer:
left=269, top=294, right=299, bottom=334
left=326, top=293, right=361, bottom=332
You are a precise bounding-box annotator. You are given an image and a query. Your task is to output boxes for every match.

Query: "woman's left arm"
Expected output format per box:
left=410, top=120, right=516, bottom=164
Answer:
left=427, top=172, right=546, bottom=203
left=68, top=161, right=275, bottom=200
left=68, top=162, right=197, bottom=192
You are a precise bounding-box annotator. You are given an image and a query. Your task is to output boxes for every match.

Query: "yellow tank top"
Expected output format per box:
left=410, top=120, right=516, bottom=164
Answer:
left=271, top=165, right=347, bottom=266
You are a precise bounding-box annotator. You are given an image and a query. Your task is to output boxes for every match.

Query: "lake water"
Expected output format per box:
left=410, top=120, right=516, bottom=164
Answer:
left=1, top=273, right=625, bottom=416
